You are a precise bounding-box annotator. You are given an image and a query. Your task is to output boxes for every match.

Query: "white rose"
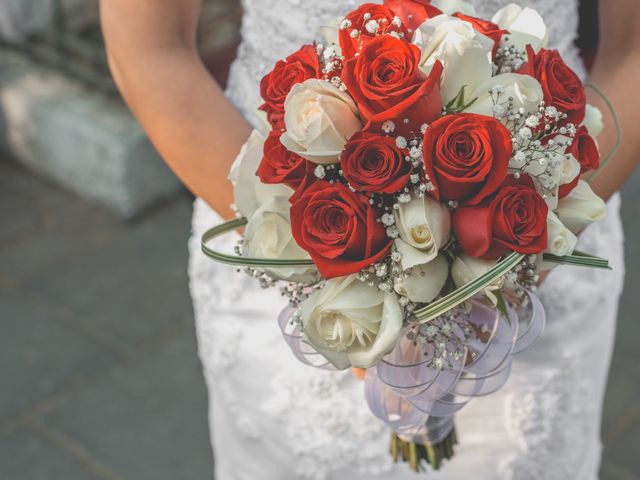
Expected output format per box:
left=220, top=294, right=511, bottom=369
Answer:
left=582, top=104, right=604, bottom=138
left=491, top=4, right=549, bottom=53
left=229, top=130, right=293, bottom=218
left=280, top=79, right=362, bottom=164
left=394, top=196, right=451, bottom=270
left=465, top=73, right=544, bottom=117
left=546, top=210, right=578, bottom=257
left=253, top=106, right=272, bottom=135
left=556, top=180, right=607, bottom=233
left=558, top=153, right=581, bottom=186
left=452, top=254, right=504, bottom=289
left=451, top=254, right=504, bottom=305
left=243, top=196, right=317, bottom=283
left=393, top=254, right=449, bottom=303
left=432, top=0, right=476, bottom=16
left=300, top=275, right=403, bottom=369
left=413, top=15, right=494, bottom=105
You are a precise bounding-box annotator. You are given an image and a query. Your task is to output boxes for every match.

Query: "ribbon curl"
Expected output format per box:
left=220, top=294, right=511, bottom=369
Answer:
left=279, top=290, right=546, bottom=444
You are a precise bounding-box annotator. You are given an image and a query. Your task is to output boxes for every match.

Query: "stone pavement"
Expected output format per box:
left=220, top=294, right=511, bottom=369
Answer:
left=0, top=157, right=639, bottom=480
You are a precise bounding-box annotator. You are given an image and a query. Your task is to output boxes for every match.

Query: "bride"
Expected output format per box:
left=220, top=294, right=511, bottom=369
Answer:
left=101, top=1, right=638, bottom=478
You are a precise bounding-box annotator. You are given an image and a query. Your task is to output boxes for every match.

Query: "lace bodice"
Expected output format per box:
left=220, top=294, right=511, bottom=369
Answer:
left=189, top=1, right=626, bottom=479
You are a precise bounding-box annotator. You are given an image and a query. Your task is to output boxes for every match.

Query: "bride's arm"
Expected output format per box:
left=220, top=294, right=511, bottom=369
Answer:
left=99, top=0, right=251, bottom=219
left=587, top=0, right=640, bottom=201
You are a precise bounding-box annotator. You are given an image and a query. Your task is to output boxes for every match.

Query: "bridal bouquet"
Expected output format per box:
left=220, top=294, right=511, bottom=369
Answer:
left=203, top=0, right=615, bottom=472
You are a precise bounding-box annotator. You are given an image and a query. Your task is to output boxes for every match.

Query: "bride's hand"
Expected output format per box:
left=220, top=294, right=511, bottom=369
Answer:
left=100, top=0, right=251, bottom=219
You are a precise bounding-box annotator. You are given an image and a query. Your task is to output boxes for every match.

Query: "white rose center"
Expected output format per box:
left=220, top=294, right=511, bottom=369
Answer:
left=410, top=224, right=434, bottom=245
left=298, top=95, right=323, bottom=134
left=317, top=311, right=374, bottom=352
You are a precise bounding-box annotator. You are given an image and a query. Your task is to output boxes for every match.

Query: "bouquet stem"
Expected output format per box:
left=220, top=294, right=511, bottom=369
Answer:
left=390, top=427, right=457, bottom=473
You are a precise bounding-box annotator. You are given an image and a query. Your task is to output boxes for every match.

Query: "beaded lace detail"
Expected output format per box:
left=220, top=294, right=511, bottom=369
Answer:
left=189, top=1, right=626, bottom=478
left=261, top=371, right=394, bottom=480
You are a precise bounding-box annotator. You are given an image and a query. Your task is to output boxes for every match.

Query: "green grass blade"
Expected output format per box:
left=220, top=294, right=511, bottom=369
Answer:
left=201, top=218, right=316, bottom=268
left=415, top=252, right=525, bottom=323
left=542, top=250, right=610, bottom=269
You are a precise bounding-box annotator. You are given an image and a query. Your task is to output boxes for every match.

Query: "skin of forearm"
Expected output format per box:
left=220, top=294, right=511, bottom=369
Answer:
left=101, top=0, right=251, bottom=219
left=587, top=52, right=640, bottom=201
left=587, top=0, right=640, bottom=201
left=111, top=47, right=250, bottom=218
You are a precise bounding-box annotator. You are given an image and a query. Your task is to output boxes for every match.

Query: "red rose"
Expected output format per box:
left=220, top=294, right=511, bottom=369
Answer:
left=453, top=176, right=549, bottom=259
left=257, top=130, right=308, bottom=189
left=290, top=181, right=392, bottom=278
left=342, top=35, right=443, bottom=136
left=453, top=13, right=508, bottom=57
left=259, top=44, right=321, bottom=129
left=568, top=125, right=600, bottom=173
left=339, top=3, right=408, bottom=59
left=520, top=46, right=586, bottom=126
left=341, top=131, right=412, bottom=194
left=422, top=113, right=511, bottom=205
left=558, top=125, right=600, bottom=197
left=288, top=164, right=318, bottom=205
left=383, top=0, right=442, bottom=32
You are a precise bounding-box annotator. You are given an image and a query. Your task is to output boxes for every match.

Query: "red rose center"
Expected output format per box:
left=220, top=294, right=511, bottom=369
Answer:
left=310, top=202, right=352, bottom=246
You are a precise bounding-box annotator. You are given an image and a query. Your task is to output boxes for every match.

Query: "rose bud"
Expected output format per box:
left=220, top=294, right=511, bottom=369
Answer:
left=582, top=104, right=604, bottom=138
left=290, top=181, right=392, bottom=278
left=383, top=0, right=442, bottom=32
left=519, top=46, right=587, bottom=126
left=393, top=254, right=449, bottom=303
left=451, top=254, right=504, bottom=305
left=452, top=175, right=549, bottom=259
left=465, top=73, right=544, bottom=118
left=413, top=15, right=494, bottom=105
left=545, top=210, right=577, bottom=257
left=556, top=180, right=607, bottom=234
left=423, top=113, right=511, bottom=205
left=453, top=12, right=508, bottom=57
left=394, top=196, right=451, bottom=270
left=340, top=131, right=412, bottom=194
left=243, top=196, right=317, bottom=284
left=229, top=130, right=292, bottom=219
left=342, top=35, right=443, bottom=136
left=259, top=44, right=322, bottom=130
left=338, top=3, right=408, bottom=59
left=257, top=130, right=308, bottom=190
left=558, top=126, right=600, bottom=198
left=491, top=4, right=549, bottom=53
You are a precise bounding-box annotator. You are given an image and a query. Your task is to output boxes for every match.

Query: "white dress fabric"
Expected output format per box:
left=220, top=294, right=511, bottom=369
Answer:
left=188, top=1, right=626, bottom=478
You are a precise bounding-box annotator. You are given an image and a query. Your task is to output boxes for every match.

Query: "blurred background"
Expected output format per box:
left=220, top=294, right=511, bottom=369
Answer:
left=0, top=1, right=637, bottom=479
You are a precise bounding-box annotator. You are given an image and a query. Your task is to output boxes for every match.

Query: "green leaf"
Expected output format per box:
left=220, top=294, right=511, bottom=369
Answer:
left=201, top=217, right=316, bottom=268
left=493, top=289, right=511, bottom=325
left=415, top=252, right=524, bottom=323
left=444, top=85, right=478, bottom=113
left=542, top=250, right=610, bottom=270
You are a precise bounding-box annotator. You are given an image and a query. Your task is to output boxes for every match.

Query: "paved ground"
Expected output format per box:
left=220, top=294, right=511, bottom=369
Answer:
left=0, top=157, right=639, bottom=480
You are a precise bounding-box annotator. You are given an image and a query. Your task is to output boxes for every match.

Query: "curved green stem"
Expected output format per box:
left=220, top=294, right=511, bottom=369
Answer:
left=584, top=82, right=622, bottom=182
left=201, top=217, right=316, bottom=268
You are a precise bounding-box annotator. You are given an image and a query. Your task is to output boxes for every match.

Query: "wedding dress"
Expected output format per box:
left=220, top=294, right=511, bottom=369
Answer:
left=188, top=1, right=626, bottom=478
